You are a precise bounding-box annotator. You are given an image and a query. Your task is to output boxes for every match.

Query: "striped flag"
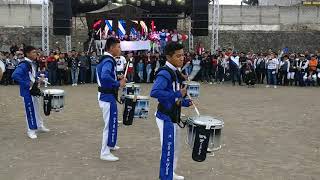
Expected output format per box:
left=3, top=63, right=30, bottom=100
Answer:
left=118, top=19, right=126, bottom=38
left=104, top=20, right=113, bottom=33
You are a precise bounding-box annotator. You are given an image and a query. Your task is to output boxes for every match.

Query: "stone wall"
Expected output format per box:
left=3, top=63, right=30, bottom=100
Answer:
left=193, top=30, right=320, bottom=53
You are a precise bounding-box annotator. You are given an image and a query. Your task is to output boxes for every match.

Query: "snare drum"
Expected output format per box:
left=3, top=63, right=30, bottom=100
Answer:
left=125, top=95, right=149, bottom=118
left=122, top=83, right=141, bottom=96
left=183, top=81, right=200, bottom=98
left=43, top=89, right=65, bottom=114
left=187, top=116, right=224, bottom=162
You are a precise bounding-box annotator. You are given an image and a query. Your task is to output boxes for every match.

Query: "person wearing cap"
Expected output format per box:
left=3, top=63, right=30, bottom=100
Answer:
left=298, top=54, right=309, bottom=86
left=279, top=54, right=290, bottom=86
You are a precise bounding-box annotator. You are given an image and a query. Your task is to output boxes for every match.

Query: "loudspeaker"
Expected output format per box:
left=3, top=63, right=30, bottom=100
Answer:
left=191, top=0, right=209, bottom=36
left=53, top=0, right=72, bottom=35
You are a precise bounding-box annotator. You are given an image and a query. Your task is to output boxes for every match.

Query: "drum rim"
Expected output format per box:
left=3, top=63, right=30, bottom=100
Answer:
left=188, top=116, right=224, bottom=127
left=125, top=84, right=141, bottom=88
left=43, top=89, right=65, bottom=95
left=182, top=81, right=200, bottom=85
left=125, top=95, right=149, bottom=100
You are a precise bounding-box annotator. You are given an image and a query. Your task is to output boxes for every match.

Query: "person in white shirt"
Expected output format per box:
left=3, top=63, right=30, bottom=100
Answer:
left=115, top=55, right=127, bottom=76
left=266, top=52, right=279, bottom=88
left=229, top=52, right=242, bottom=86
left=0, top=59, right=5, bottom=81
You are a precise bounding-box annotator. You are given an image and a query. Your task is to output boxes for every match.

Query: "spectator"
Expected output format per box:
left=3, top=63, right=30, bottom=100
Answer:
left=145, top=52, right=153, bottom=83
left=70, top=50, right=79, bottom=86
left=90, top=51, right=99, bottom=83
left=266, top=52, right=279, bottom=88
left=78, top=52, right=89, bottom=84
left=229, top=51, right=242, bottom=86
left=137, top=59, right=144, bottom=82
left=37, top=67, right=49, bottom=88
left=47, top=52, right=58, bottom=86
left=115, top=55, right=127, bottom=76
left=57, top=53, right=67, bottom=85
left=279, top=55, right=290, bottom=86
left=126, top=52, right=135, bottom=82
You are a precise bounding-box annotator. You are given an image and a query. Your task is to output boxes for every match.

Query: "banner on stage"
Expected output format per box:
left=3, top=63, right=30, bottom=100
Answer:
left=120, top=40, right=151, bottom=51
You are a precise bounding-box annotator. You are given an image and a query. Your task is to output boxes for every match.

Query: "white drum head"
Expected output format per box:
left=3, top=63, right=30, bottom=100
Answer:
left=0, top=61, right=5, bottom=73
left=44, top=89, right=65, bottom=95
left=192, top=116, right=224, bottom=128
left=125, top=83, right=140, bottom=88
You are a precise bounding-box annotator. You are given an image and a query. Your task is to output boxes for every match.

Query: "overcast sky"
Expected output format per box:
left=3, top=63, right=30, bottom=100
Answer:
left=30, top=0, right=242, bottom=5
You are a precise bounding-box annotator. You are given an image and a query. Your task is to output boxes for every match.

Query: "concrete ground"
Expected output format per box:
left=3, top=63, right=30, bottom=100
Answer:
left=0, top=83, right=319, bottom=180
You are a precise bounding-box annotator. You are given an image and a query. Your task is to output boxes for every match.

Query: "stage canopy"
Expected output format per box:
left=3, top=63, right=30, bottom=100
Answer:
left=86, top=3, right=148, bottom=30
left=85, top=3, right=181, bottom=32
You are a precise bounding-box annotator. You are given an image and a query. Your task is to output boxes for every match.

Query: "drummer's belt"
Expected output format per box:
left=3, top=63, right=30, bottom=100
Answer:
left=158, top=102, right=185, bottom=127
left=98, top=87, right=123, bottom=104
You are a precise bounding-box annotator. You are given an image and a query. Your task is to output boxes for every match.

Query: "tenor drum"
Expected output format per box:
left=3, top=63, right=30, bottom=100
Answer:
left=43, top=89, right=65, bottom=115
left=183, top=81, right=200, bottom=97
left=187, top=116, right=224, bottom=162
left=122, top=83, right=141, bottom=96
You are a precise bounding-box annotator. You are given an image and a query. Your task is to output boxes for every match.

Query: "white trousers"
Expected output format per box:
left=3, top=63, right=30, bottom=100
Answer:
left=24, top=96, right=44, bottom=133
left=156, top=117, right=181, bottom=172
left=99, top=101, right=112, bottom=156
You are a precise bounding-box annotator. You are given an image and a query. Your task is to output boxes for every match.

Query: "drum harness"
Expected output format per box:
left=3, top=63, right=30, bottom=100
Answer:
left=156, top=66, right=187, bottom=128
left=97, top=55, right=123, bottom=104
left=19, top=61, right=43, bottom=97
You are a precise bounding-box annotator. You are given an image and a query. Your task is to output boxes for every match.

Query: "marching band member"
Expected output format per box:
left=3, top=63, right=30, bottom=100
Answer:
left=11, top=46, right=50, bottom=139
left=96, top=37, right=126, bottom=161
left=150, top=42, right=192, bottom=180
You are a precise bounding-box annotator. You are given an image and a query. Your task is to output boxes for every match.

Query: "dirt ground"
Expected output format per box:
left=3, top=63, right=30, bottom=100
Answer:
left=0, top=83, right=320, bottom=180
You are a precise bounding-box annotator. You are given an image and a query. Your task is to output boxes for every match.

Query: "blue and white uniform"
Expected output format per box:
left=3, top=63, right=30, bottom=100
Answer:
left=96, top=52, right=120, bottom=157
left=150, top=61, right=191, bottom=180
left=12, top=58, right=45, bottom=134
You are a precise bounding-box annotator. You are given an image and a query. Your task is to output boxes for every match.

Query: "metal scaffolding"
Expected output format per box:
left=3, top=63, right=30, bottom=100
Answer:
left=211, top=0, right=219, bottom=54
left=42, top=0, right=49, bottom=55
left=66, top=35, right=72, bottom=52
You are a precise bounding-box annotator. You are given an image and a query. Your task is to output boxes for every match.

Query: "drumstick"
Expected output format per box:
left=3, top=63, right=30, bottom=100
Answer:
left=187, top=93, right=200, bottom=116
left=184, top=71, right=200, bottom=116
left=123, top=59, right=131, bottom=78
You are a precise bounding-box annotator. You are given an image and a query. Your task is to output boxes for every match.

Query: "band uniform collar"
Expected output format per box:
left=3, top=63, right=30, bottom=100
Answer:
left=24, top=57, right=32, bottom=63
left=165, top=61, right=177, bottom=71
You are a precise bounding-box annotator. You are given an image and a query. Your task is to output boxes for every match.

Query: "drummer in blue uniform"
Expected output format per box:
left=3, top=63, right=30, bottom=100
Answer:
left=12, top=46, right=50, bottom=139
left=96, top=37, right=126, bottom=161
left=150, top=42, right=193, bottom=180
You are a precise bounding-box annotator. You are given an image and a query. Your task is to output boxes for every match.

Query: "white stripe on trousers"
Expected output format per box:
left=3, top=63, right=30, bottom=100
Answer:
left=156, top=117, right=180, bottom=171
left=99, top=101, right=112, bottom=156
left=23, top=96, right=44, bottom=133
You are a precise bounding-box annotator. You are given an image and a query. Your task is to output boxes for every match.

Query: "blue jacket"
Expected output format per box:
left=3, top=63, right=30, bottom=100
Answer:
left=150, top=64, right=191, bottom=120
left=37, top=71, right=48, bottom=79
left=96, top=54, right=120, bottom=103
left=12, top=60, right=33, bottom=97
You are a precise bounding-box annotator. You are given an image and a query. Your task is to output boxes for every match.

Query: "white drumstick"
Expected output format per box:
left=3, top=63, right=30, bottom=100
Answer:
left=188, top=93, right=200, bottom=116
left=185, top=70, right=191, bottom=82
left=123, top=59, right=131, bottom=78
left=185, top=71, right=200, bottom=116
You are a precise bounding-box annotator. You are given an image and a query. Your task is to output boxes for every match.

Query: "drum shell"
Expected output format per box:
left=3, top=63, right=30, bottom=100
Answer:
left=122, top=84, right=141, bottom=96
left=187, top=117, right=223, bottom=152
left=43, top=89, right=65, bottom=112
left=182, top=81, right=200, bottom=98
left=123, top=96, right=137, bottom=126
left=125, top=95, right=149, bottom=118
